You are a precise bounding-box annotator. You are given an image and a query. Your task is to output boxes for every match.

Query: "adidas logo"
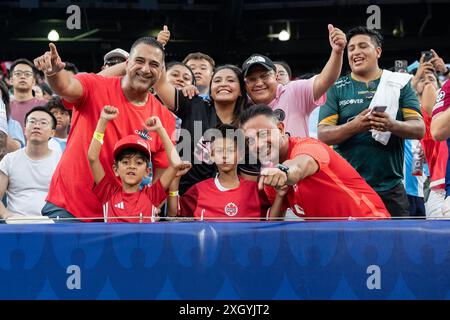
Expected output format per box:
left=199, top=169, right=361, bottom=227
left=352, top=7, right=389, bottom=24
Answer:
left=135, top=129, right=151, bottom=140
left=114, top=202, right=124, bottom=209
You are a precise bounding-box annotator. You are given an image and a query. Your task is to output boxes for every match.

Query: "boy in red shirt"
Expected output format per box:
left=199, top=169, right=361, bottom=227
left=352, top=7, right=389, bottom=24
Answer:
left=168, top=124, right=287, bottom=220
left=240, top=105, right=390, bottom=220
left=88, top=106, right=191, bottom=222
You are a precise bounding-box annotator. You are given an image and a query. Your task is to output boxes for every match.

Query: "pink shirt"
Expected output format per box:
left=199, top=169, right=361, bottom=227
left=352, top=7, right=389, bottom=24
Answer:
left=10, top=97, right=47, bottom=130
left=268, top=77, right=326, bottom=137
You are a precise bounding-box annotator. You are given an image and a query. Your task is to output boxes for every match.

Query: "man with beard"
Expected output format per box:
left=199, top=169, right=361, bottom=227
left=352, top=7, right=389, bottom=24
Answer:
left=33, top=38, right=175, bottom=222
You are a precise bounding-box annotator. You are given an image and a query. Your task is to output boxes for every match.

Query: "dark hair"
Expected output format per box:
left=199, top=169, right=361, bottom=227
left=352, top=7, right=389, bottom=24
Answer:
left=209, top=65, right=248, bottom=126
left=38, top=82, right=53, bottom=96
left=274, top=61, right=292, bottom=78
left=47, top=96, right=72, bottom=117
left=9, top=58, right=36, bottom=79
left=130, top=37, right=165, bottom=59
left=24, top=106, right=57, bottom=130
left=114, top=148, right=150, bottom=164
left=64, top=62, right=79, bottom=75
left=166, top=61, right=196, bottom=85
left=210, top=124, right=245, bottom=153
left=211, top=124, right=238, bottom=142
left=182, top=52, right=215, bottom=70
left=414, top=70, right=442, bottom=89
left=0, top=80, right=11, bottom=119
left=239, top=104, right=277, bottom=126
left=347, top=26, right=383, bottom=48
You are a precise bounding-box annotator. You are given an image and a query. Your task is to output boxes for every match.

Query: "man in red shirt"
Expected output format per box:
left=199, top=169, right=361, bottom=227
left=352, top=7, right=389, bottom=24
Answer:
left=169, top=124, right=285, bottom=220
left=33, top=38, right=175, bottom=222
left=240, top=105, right=390, bottom=220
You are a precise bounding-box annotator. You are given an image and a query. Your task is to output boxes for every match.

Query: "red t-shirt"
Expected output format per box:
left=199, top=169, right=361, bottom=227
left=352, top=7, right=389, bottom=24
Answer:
left=265, top=137, right=390, bottom=219
left=432, top=80, right=450, bottom=197
left=47, top=73, right=175, bottom=219
left=93, top=176, right=167, bottom=223
left=179, top=177, right=271, bottom=220
left=421, top=106, right=448, bottom=189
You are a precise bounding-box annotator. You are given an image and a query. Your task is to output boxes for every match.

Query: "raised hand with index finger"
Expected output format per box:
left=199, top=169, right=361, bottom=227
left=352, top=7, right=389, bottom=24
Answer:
left=33, top=43, right=66, bottom=77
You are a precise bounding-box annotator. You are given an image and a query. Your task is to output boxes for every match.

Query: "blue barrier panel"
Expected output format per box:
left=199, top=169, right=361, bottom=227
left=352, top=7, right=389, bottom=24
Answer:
left=0, top=221, right=449, bottom=300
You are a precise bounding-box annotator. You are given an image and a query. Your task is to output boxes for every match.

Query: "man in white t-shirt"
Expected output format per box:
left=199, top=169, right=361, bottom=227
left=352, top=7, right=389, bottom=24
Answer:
left=0, top=106, right=61, bottom=220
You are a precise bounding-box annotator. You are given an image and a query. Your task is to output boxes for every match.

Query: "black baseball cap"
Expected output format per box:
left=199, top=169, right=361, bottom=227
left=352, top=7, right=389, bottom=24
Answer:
left=242, top=54, right=276, bottom=77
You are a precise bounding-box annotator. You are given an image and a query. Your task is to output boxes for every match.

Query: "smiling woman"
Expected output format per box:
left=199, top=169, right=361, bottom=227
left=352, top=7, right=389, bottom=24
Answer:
left=153, top=64, right=254, bottom=195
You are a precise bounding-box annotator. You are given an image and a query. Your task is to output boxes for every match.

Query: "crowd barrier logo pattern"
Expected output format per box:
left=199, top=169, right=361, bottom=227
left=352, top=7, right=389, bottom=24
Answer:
left=0, top=221, right=449, bottom=300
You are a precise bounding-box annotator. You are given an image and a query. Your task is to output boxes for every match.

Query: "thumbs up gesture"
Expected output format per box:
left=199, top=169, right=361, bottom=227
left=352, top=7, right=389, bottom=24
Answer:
left=328, top=24, right=347, bottom=54
left=156, top=25, right=170, bottom=48
left=33, top=43, right=66, bottom=76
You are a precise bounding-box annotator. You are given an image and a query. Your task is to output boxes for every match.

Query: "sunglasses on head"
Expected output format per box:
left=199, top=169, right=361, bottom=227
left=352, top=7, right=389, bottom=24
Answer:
left=105, top=58, right=125, bottom=67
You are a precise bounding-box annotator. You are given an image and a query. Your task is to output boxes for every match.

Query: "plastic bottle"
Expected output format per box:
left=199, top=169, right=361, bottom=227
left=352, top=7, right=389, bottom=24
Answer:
left=411, top=143, right=424, bottom=176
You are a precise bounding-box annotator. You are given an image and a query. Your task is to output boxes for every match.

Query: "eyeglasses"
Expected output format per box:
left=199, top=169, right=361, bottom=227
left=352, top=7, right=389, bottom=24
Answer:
left=245, top=71, right=275, bottom=84
left=26, top=118, right=51, bottom=127
left=12, top=71, right=33, bottom=78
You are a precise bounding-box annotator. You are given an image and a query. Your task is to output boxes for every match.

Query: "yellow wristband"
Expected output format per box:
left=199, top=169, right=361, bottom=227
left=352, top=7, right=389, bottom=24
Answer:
left=93, top=131, right=104, bottom=145
left=169, top=191, right=179, bottom=197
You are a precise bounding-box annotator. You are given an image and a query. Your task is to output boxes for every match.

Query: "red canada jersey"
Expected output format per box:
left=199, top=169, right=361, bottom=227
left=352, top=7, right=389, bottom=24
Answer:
left=265, top=137, right=390, bottom=220
left=179, top=177, right=271, bottom=220
left=421, top=106, right=447, bottom=189
left=93, top=176, right=167, bottom=223
left=47, top=73, right=175, bottom=220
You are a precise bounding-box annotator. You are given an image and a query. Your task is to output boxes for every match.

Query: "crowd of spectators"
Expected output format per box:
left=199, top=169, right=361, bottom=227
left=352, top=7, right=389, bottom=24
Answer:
left=0, top=24, right=449, bottom=223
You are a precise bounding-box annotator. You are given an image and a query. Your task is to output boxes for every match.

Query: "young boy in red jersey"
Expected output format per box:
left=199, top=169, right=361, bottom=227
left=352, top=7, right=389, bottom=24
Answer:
left=167, top=124, right=287, bottom=220
left=88, top=105, right=191, bottom=222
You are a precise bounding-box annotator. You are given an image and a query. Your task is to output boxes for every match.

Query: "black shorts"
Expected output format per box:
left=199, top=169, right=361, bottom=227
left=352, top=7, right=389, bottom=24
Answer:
left=376, top=183, right=410, bottom=217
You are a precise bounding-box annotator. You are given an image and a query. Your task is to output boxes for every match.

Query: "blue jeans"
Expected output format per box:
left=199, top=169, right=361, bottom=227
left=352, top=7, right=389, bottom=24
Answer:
left=41, top=201, right=82, bottom=223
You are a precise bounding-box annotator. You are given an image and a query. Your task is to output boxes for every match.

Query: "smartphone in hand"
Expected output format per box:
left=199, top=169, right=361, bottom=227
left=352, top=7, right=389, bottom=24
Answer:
left=421, top=50, right=434, bottom=62
left=372, top=106, right=387, bottom=113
